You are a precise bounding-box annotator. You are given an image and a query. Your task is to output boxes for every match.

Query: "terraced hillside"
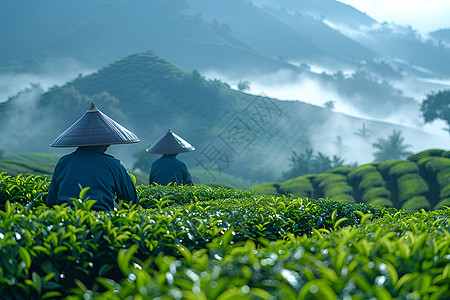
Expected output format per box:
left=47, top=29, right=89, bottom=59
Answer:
left=0, top=51, right=443, bottom=186
left=252, top=149, right=450, bottom=212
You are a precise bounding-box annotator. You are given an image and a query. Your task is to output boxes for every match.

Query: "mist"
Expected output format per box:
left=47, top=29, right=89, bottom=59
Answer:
left=0, top=57, right=95, bottom=102
left=203, top=67, right=450, bottom=165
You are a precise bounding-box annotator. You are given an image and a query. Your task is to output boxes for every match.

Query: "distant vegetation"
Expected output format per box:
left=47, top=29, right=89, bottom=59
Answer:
left=0, top=51, right=444, bottom=187
left=253, top=149, right=450, bottom=212
left=282, top=147, right=356, bottom=180
left=1, top=172, right=449, bottom=298
left=421, top=89, right=450, bottom=135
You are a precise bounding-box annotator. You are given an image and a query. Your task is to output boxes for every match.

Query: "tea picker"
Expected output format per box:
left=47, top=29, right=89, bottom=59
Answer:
left=47, top=102, right=140, bottom=211
left=147, top=129, right=195, bottom=186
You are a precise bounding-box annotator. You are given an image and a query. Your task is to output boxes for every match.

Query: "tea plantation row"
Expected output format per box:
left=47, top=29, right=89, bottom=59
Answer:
left=0, top=172, right=450, bottom=299
left=253, top=149, right=450, bottom=212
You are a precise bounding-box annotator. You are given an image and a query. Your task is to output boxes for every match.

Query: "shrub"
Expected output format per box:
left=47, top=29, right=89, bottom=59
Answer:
left=357, top=172, right=385, bottom=194
left=314, top=174, right=347, bottom=189
left=437, top=168, right=450, bottom=188
left=407, top=149, right=445, bottom=162
left=323, top=184, right=353, bottom=198
left=367, top=197, right=394, bottom=207
left=418, top=156, right=450, bottom=174
left=377, top=159, right=403, bottom=177
left=388, top=161, right=419, bottom=179
left=329, top=166, right=353, bottom=175
left=434, top=197, right=450, bottom=210
left=402, top=196, right=430, bottom=212
left=347, top=165, right=377, bottom=185
left=397, top=173, right=429, bottom=204
left=361, top=187, right=391, bottom=203
left=439, top=185, right=450, bottom=199
left=328, top=193, right=355, bottom=203
left=278, top=176, right=313, bottom=197
left=251, top=182, right=281, bottom=196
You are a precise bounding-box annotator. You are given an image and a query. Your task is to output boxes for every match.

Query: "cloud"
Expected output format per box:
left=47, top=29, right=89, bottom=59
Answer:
left=338, top=0, right=450, bottom=32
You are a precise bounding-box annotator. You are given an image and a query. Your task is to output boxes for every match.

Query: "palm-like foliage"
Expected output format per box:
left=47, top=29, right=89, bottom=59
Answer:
left=354, top=122, right=372, bottom=139
left=421, top=89, right=450, bottom=135
left=372, top=130, right=413, bottom=162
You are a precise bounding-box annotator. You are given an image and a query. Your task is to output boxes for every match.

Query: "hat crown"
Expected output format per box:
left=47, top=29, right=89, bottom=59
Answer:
left=146, top=130, right=195, bottom=154
left=50, top=102, right=140, bottom=147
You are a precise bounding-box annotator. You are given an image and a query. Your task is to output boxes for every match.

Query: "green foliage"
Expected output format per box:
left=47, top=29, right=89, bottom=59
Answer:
left=402, top=196, right=430, bottom=212
left=329, top=166, right=353, bottom=175
left=420, top=89, right=450, bottom=134
left=372, top=130, right=413, bottom=162
left=357, top=171, right=385, bottom=194
left=434, top=197, right=450, bottom=210
left=250, top=182, right=281, bottom=197
left=397, top=174, right=429, bottom=204
left=256, top=149, right=450, bottom=212
left=348, top=165, right=377, bottom=186
left=2, top=172, right=450, bottom=298
left=282, top=148, right=354, bottom=180
left=388, top=161, right=419, bottom=179
left=237, top=80, right=250, bottom=92
left=0, top=172, right=50, bottom=209
left=367, top=197, right=393, bottom=207
left=278, top=176, right=313, bottom=198
left=361, top=187, right=391, bottom=203
left=407, top=149, right=446, bottom=162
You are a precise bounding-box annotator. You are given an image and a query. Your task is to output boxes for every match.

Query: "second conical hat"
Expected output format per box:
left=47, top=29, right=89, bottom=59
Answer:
left=50, top=103, right=140, bottom=147
left=146, top=130, right=195, bottom=154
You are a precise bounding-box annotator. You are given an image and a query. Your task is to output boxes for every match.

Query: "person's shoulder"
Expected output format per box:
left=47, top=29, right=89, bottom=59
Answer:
left=103, top=152, right=122, bottom=165
left=56, top=151, right=76, bottom=163
left=175, top=158, right=188, bottom=166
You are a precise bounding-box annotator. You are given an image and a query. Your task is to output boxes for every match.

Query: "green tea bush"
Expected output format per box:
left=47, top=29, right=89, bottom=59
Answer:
left=361, top=187, right=391, bottom=203
left=73, top=208, right=450, bottom=300
left=0, top=172, right=49, bottom=209
left=327, top=193, right=355, bottom=203
left=402, top=196, right=430, bottom=212
left=0, top=191, right=387, bottom=299
left=434, top=197, right=450, bottom=209
left=407, top=149, right=446, bottom=162
left=418, top=156, right=450, bottom=174
left=347, top=165, right=377, bottom=186
left=314, top=174, right=347, bottom=188
left=278, top=176, right=313, bottom=198
left=367, top=197, right=393, bottom=207
left=250, top=182, right=281, bottom=196
left=329, top=166, right=353, bottom=175
left=397, top=174, right=429, bottom=204
left=2, top=172, right=450, bottom=299
left=440, top=185, right=450, bottom=200
left=313, top=174, right=354, bottom=201
left=388, top=161, right=419, bottom=179
left=377, top=159, right=403, bottom=177
left=437, top=169, right=450, bottom=188
left=357, top=171, right=385, bottom=194
left=322, top=185, right=353, bottom=198
left=137, top=184, right=254, bottom=209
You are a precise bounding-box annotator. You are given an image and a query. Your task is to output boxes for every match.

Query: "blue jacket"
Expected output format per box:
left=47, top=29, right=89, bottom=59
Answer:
left=149, top=154, right=193, bottom=186
left=47, top=146, right=139, bottom=211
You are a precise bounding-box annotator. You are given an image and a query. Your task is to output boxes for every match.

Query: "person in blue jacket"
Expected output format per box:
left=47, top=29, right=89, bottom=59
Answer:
left=147, top=130, right=195, bottom=186
left=47, top=103, right=140, bottom=211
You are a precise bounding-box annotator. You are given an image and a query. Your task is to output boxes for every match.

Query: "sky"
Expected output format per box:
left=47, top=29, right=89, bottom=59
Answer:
left=338, top=0, right=450, bottom=33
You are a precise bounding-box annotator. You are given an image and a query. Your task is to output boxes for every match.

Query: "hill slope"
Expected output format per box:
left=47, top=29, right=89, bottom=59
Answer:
left=252, top=149, right=450, bottom=211
left=0, top=51, right=445, bottom=188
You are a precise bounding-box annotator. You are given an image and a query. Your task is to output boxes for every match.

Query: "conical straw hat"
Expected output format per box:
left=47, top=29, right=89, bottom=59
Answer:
left=146, top=130, right=195, bottom=154
left=50, top=103, right=140, bottom=147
